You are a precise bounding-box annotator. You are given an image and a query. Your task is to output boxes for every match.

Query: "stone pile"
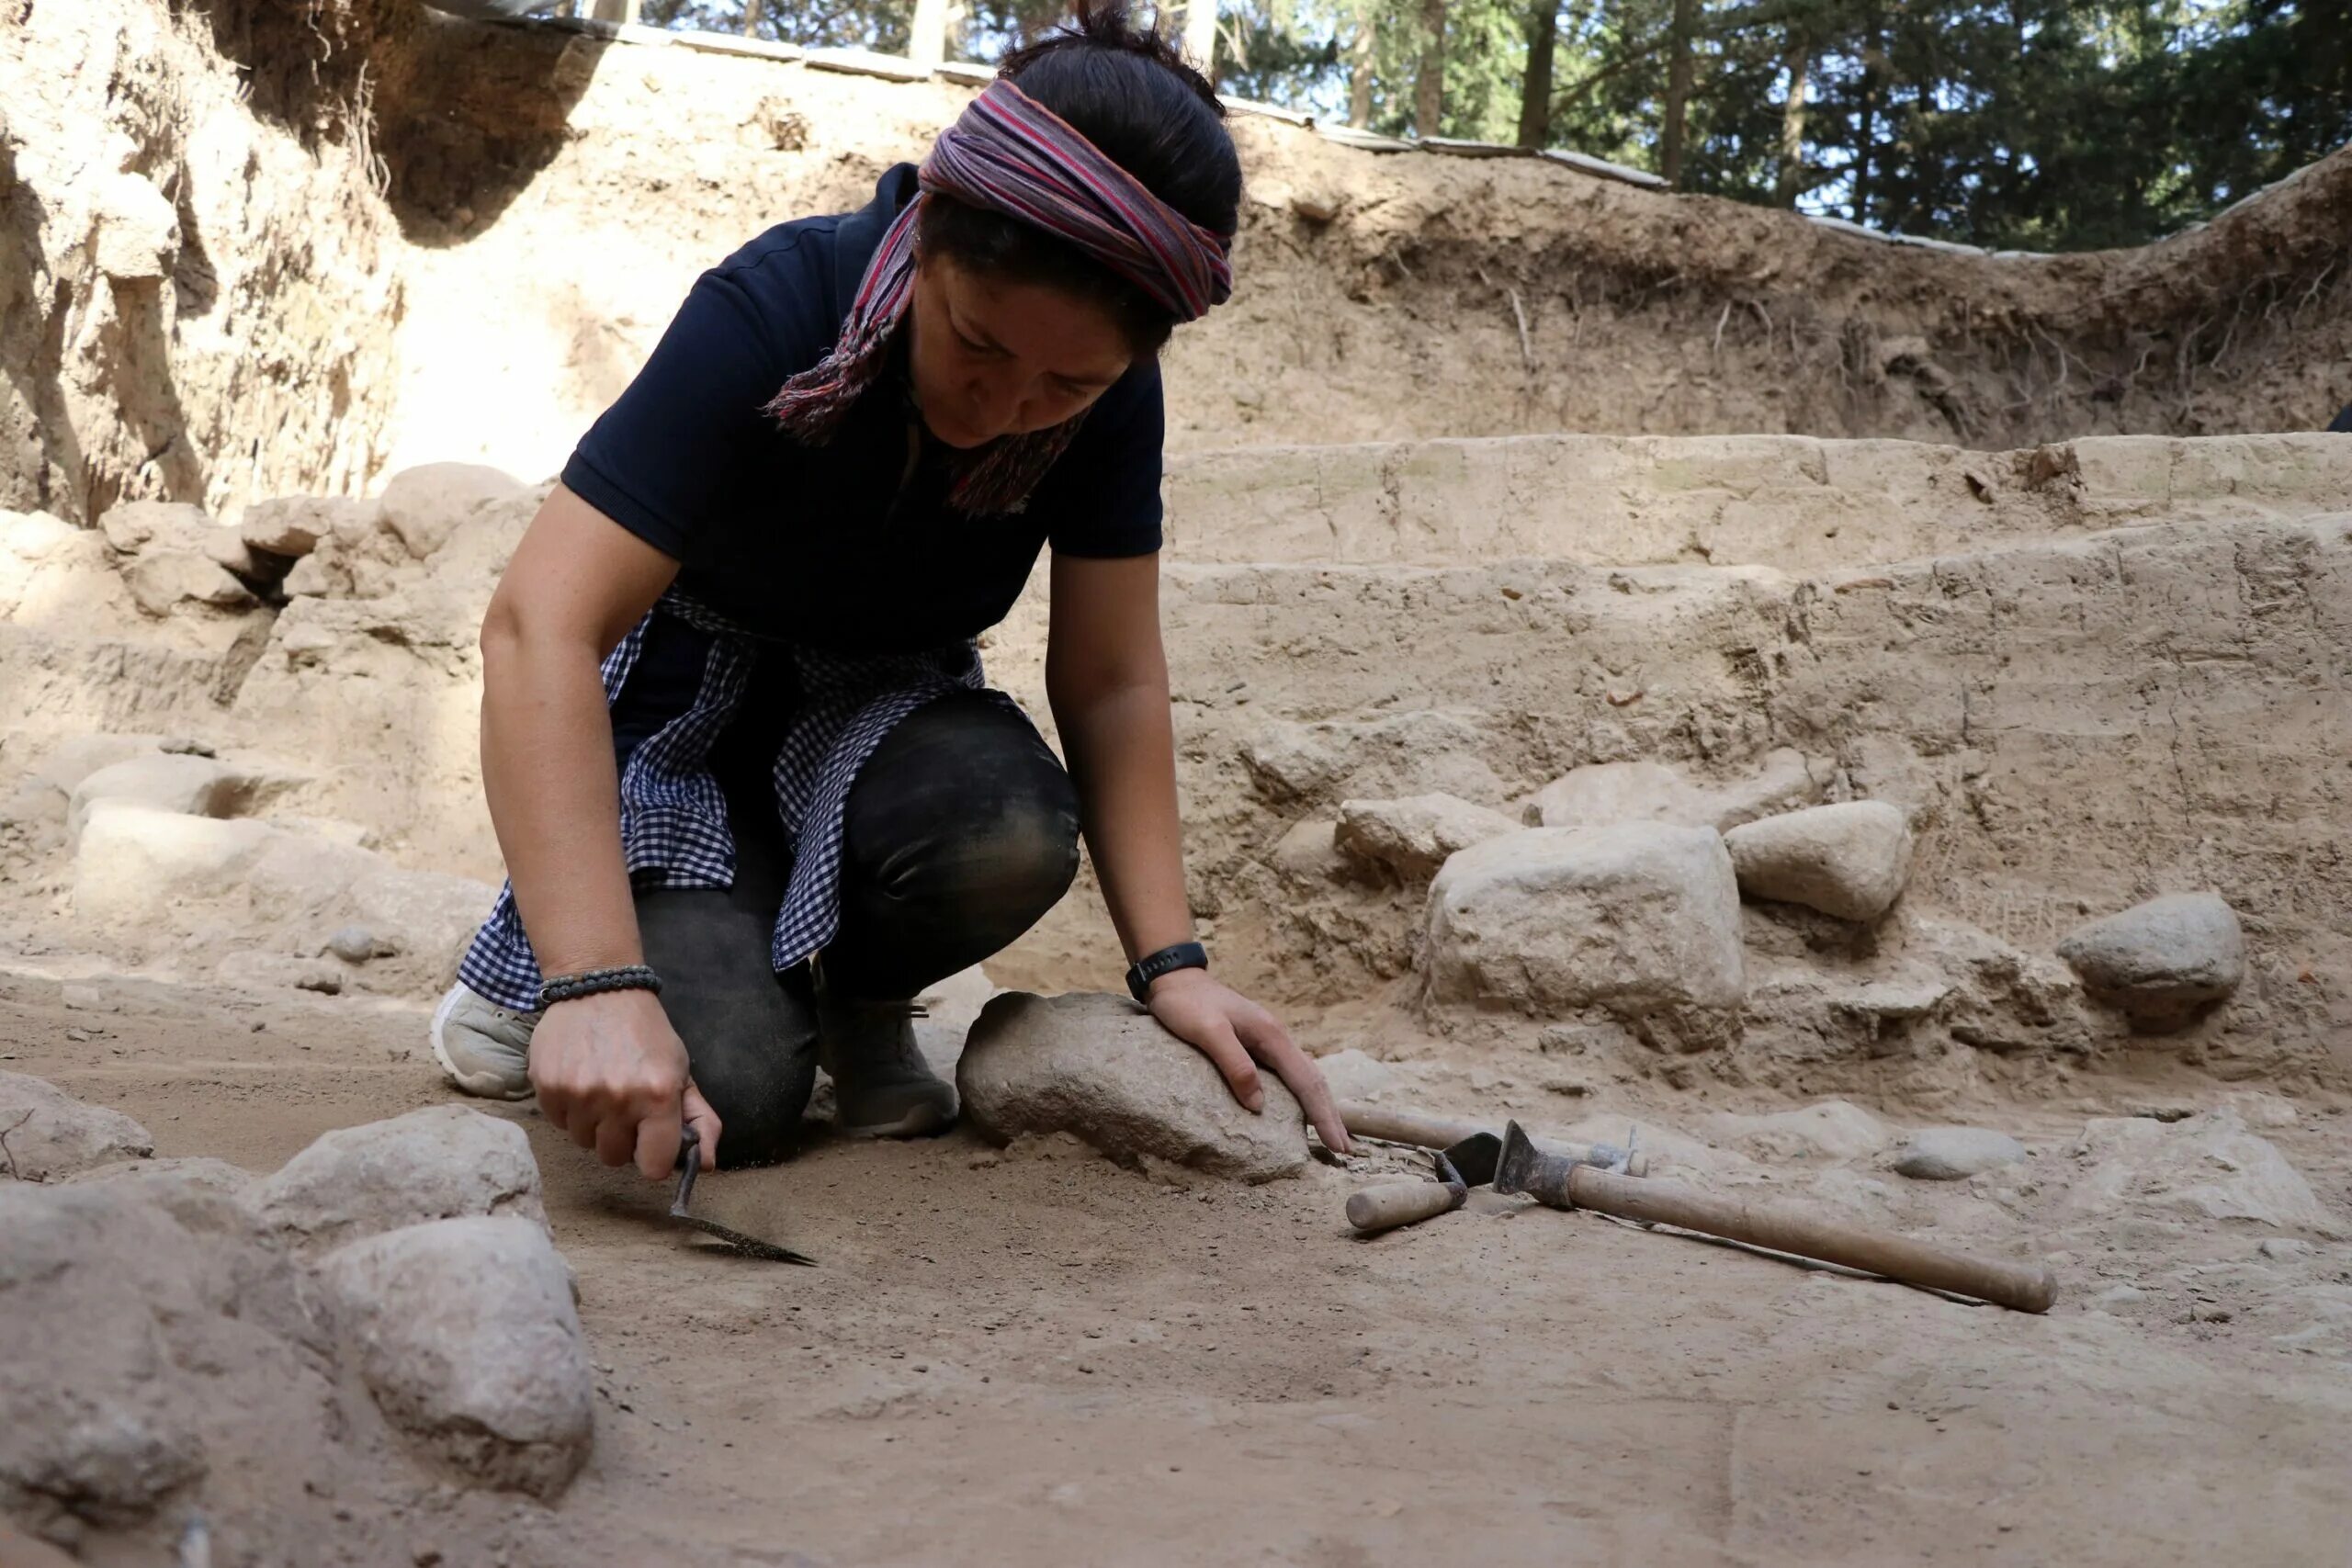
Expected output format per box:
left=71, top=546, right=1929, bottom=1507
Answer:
left=0, top=1081, right=595, bottom=1557
left=1279, top=744, right=2253, bottom=1066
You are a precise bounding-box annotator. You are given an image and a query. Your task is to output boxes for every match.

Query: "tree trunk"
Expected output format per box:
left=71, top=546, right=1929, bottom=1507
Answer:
left=1774, top=36, right=1810, bottom=206
left=1658, top=0, right=1699, bottom=186
left=1517, top=0, right=1558, bottom=148
left=1348, top=0, right=1376, bottom=128
left=589, top=0, right=640, bottom=23
left=910, top=0, right=949, bottom=65
left=1184, top=0, right=1219, bottom=74
left=1415, top=0, right=1446, bottom=138
left=1854, top=0, right=1883, bottom=224
left=740, top=0, right=761, bottom=36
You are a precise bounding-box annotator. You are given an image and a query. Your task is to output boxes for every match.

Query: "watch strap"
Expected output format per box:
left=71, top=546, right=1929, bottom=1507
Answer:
left=1125, top=941, right=1208, bottom=1003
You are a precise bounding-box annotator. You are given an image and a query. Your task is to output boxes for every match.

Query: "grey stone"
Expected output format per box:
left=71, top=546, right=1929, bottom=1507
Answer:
left=328, top=925, right=379, bottom=964
left=0, top=1071, right=154, bottom=1180
left=1724, top=800, right=1917, bottom=922
left=1523, top=748, right=1826, bottom=833
left=2259, top=1237, right=2316, bottom=1261
left=254, top=1105, right=545, bottom=1252
left=958, top=992, right=1310, bottom=1182
left=2057, top=892, right=2245, bottom=1027
left=1892, top=1125, right=2027, bottom=1180
left=1423, top=824, right=1743, bottom=1045
left=1335, top=793, right=1520, bottom=882
left=321, top=1216, right=594, bottom=1498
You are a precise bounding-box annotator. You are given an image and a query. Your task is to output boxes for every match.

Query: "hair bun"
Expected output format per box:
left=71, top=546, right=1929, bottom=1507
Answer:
left=1026, top=0, right=1221, bottom=113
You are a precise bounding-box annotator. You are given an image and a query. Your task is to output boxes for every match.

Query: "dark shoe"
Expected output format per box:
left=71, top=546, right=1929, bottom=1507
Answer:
left=814, top=969, right=957, bottom=1138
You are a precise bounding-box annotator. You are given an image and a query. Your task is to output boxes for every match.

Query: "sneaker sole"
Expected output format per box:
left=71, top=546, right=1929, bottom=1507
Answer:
left=429, top=986, right=534, bottom=1102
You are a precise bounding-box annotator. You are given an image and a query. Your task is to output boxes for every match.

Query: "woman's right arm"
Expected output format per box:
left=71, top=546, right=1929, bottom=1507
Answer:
left=480, top=482, right=718, bottom=1181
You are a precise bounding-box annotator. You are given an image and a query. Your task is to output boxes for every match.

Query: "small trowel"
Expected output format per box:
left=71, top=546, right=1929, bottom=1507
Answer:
left=671, top=1124, right=814, bottom=1266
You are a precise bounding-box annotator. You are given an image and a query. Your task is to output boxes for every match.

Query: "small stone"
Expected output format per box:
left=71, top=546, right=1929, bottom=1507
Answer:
left=2258, top=1237, right=2315, bottom=1261
left=958, top=992, right=1310, bottom=1182
left=2056, top=892, right=2245, bottom=1028
left=1289, top=186, right=1346, bottom=223
left=1423, top=824, right=1743, bottom=1046
left=297, top=969, right=343, bottom=996
left=0, top=1070, right=155, bottom=1180
left=1724, top=801, right=1917, bottom=922
left=1310, top=1047, right=1395, bottom=1101
left=322, top=1216, right=594, bottom=1498
left=254, top=1105, right=547, bottom=1253
left=1891, top=1126, right=2028, bottom=1181
left=327, top=926, right=379, bottom=965
left=1334, top=793, right=1520, bottom=883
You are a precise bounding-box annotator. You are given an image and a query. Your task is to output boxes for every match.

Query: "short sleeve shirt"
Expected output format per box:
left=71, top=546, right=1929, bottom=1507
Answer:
left=560, top=165, right=1165, bottom=655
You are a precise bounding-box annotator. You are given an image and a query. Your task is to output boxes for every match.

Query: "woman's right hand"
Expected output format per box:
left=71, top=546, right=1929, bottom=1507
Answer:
left=527, top=987, right=721, bottom=1180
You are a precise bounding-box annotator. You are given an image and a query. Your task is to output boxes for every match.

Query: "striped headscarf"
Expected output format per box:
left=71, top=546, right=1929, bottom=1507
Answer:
left=765, top=78, right=1236, bottom=515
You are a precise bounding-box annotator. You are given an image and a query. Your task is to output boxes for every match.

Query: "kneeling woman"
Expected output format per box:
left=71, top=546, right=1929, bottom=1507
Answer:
left=430, top=5, right=1349, bottom=1178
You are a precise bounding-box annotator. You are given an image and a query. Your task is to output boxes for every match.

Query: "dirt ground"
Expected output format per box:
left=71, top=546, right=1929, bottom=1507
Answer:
left=7, top=962, right=2346, bottom=1567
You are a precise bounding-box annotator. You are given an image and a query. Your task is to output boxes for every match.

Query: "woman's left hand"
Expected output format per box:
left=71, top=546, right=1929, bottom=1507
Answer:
left=1146, top=969, right=1351, bottom=1155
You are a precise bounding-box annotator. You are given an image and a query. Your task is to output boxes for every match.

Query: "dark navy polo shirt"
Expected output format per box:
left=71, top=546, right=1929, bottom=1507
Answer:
left=561, top=165, right=1166, bottom=657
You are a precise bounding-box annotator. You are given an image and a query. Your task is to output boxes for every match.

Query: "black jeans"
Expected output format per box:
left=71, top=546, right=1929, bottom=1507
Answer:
left=634, top=691, right=1080, bottom=1165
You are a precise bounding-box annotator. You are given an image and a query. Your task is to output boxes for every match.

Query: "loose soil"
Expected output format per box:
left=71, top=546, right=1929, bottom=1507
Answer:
left=6, top=964, right=2346, bottom=1566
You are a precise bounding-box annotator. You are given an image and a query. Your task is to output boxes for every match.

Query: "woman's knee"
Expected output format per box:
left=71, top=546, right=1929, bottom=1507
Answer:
left=846, top=697, right=1081, bottom=919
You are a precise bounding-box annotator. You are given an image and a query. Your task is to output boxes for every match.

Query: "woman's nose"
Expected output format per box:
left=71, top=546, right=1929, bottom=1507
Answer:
left=967, top=369, right=1040, bottom=438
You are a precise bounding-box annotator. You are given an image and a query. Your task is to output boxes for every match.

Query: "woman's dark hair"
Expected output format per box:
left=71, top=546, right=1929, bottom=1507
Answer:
left=916, top=0, right=1243, bottom=355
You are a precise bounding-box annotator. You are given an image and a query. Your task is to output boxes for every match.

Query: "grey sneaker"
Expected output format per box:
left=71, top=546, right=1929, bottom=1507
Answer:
left=429, top=982, right=538, bottom=1100
left=815, top=973, right=956, bottom=1139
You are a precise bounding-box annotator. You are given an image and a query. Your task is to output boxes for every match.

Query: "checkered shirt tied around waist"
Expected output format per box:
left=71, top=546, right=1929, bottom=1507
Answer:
left=457, top=587, right=1010, bottom=1013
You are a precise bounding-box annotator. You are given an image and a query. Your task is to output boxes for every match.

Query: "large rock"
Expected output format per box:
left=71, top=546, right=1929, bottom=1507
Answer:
left=1335, top=793, right=1520, bottom=882
left=377, top=464, right=527, bottom=561
left=1523, top=748, right=1826, bottom=832
left=62, top=753, right=298, bottom=843
left=1423, top=824, right=1744, bottom=1045
left=1892, top=1126, right=2027, bottom=1180
left=0, top=1071, right=154, bottom=1180
left=2056, top=893, right=2245, bottom=1028
left=0, top=1186, right=212, bottom=1528
left=254, top=1106, right=545, bottom=1252
left=2062, top=1110, right=2341, bottom=1235
left=73, top=804, right=278, bottom=921
left=239, top=495, right=378, bottom=558
left=1724, top=800, right=1917, bottom=921
left=320, top=1216, right=594, bottom=1499
left=958, top=991, right=1311, bottom=1182
left=121, top=550, right=254, bottom=615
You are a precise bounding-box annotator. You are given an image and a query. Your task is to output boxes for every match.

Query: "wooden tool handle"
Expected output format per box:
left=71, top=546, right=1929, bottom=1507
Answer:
left=1564, top=1166, right=2059, bottom=1314
left=1339, top=1101, right=1651, bottom=1179
left=1345, top=1179, right=1465, bottom=1235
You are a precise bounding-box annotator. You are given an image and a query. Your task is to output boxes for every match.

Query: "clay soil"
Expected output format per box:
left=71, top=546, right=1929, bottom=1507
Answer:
left=7, top=965, right=2346, bottom=1567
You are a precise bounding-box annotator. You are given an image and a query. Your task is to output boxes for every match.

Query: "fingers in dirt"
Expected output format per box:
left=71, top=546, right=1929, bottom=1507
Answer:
left=1238, top=1015, right=1351, bottom=1153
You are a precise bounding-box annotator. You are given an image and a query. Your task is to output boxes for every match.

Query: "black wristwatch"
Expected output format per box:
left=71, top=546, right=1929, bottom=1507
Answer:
left=1126, top=941, right=1209, bottom=1003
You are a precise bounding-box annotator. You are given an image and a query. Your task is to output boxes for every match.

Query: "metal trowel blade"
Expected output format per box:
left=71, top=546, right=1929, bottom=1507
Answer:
left=1441, top=1131, right=1503, bottom=1188
left=671, top=1125, right=815, bottom=1266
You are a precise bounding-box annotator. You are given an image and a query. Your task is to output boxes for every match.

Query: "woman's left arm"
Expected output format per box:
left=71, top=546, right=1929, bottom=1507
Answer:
left=1045, top=551, right=1351, bottom=1154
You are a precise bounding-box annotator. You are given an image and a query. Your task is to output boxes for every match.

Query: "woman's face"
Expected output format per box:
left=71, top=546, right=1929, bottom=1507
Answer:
left=907, top=252, right=1134, bottom=448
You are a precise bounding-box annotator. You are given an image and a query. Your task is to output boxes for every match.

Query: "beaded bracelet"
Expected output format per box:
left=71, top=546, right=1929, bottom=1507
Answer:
left=537, top=964, right=664, bottom=1011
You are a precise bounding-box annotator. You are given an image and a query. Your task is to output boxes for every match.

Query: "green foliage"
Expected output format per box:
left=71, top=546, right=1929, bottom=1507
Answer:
left=633, top=0, right=2347, bottom=249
